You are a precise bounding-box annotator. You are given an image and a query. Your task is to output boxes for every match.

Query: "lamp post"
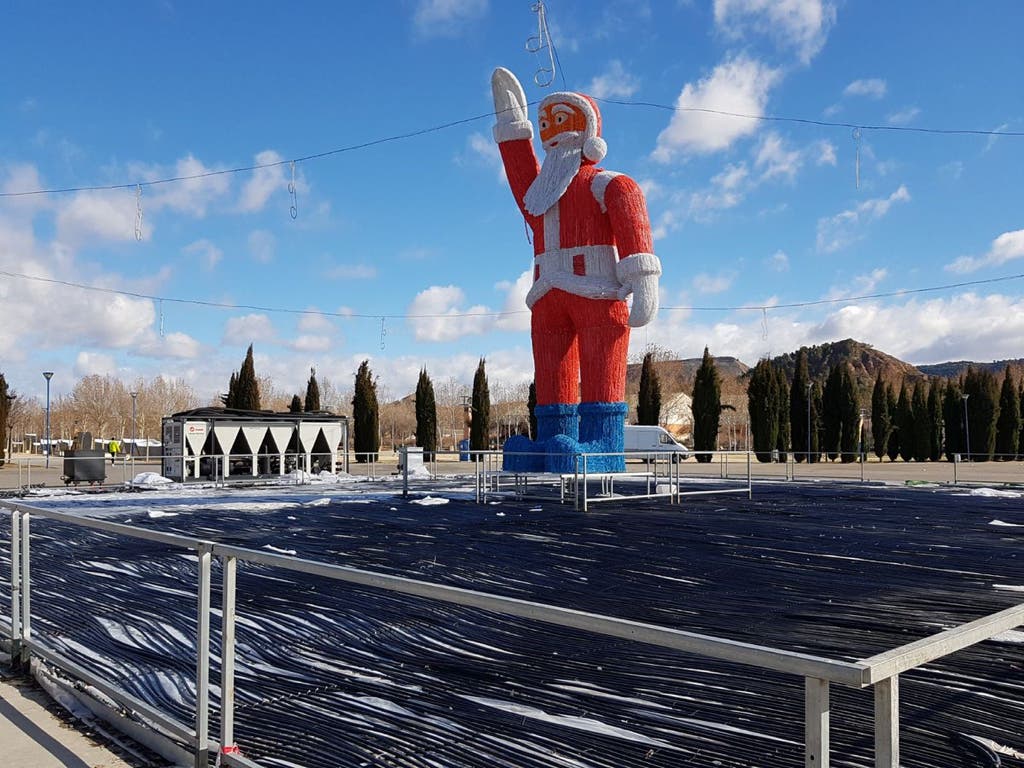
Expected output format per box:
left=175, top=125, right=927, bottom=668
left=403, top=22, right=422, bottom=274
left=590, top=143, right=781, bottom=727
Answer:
left=130, top=391, right=138, bottom=468
left=43, top=371, right=54, bottom=468
left=962, top=393, right=971, bottom=462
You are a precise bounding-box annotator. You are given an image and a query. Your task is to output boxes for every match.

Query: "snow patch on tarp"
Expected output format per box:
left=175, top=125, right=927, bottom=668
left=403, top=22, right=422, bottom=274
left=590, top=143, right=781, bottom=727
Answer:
left=410, top=495, right=449, bottom=506
left=970, top=487, right=1022, bottom=498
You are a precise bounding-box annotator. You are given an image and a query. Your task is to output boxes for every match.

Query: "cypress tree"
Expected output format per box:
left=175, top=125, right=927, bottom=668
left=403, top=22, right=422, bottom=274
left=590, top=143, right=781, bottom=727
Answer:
left=527, top=381, right=537, bottom=440
left=839, top=365, right=860, bottom=463
left=995, top=367, right=1020, bottom=460
left=637, top=352, right=662, bottom=425
left=470, top=358, right=491, bottom=451
left=942, top=379, right=964, bottom=461
left=289, top=394, right=303, bottom=413
left=775, top=364, right=790, bottom=457
left=885, top=384, right=900, bottom=461
left=871, top=372, right=891, bottom=461
left=692, top=346, right=722, bottom=464
left=822, top=366, right=842, bottom=461
left=352, top=360, right=380, bottom=463
left=911, top=380, right=930, bottom=462
left=223, top=372, right=238, bottom=408
left=0, top=374, right=10, bottom=463
left=809, top=381, right=823, bottom=463
left=304, top=367, right=321, bottom=412
left=236, top=344, right=261, bottom=411
left=747, top=359, right=779, bottom=463
left=790, top=349, right=811, bottom=463
left=1019, top=382, right=1024, bottom=459
left=963, top=367, right=999, bottom=461
left=896, top=382, right=914, bottom=462
left=415, top=368, right=438, bottom=460
left=927, top=379, right=944, bottom=461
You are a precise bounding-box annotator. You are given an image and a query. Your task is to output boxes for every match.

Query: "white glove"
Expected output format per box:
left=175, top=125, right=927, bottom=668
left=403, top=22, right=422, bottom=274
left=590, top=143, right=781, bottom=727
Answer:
left=616, top=253, right=662, bottom=328
left=491, top=67, right=533, bottom=143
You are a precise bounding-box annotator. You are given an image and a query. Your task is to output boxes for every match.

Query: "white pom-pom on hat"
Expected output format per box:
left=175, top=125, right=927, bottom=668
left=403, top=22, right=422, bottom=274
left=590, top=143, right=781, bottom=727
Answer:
left=583, top=135, right=607, bottom=163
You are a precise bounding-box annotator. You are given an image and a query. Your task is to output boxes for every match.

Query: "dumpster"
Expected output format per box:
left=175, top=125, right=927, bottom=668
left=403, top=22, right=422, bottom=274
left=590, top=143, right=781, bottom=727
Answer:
left=458, top=439, right=470, bottom=461
left=62, top=450, right=106, bottom=485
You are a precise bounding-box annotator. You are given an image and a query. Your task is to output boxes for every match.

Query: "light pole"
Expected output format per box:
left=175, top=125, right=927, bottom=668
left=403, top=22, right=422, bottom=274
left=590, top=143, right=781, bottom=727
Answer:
left=962, top=393, right=971, bottom=462
left=130, top=391, right=139, bottom=468
left=806, top=382, right=812, bottom=464
left=43, top=371, right=54, bottom=468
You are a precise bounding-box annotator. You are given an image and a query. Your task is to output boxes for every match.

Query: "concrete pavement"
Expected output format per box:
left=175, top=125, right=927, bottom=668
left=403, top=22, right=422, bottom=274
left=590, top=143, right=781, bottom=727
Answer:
left=0, top=669, right=136, bottom=768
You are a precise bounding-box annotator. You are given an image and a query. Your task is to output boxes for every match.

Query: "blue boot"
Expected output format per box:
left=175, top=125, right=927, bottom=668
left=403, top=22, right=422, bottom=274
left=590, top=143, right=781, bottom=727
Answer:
left=577, top=402, right=627, bottom=473
left=503, top=403, right=578, bottom=471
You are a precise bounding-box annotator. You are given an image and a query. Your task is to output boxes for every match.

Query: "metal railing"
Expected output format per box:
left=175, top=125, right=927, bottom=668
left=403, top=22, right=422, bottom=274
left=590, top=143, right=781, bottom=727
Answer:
left=4, top=498, right=1022, bottom=768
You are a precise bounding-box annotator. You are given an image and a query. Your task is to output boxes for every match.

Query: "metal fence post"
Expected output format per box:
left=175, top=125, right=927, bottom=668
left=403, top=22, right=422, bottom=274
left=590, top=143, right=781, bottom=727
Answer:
left=219, top=554, right=239, bottom=758
left=20, top=511, right=31, bottom=665
left=9, top=510, right=21, bottom=661
left=874, top=676, right=899, bottom=767
left=747, top=452, right=753, bottom=499
left=401, top=447, right=409, bottom=499
left=195, top=543, right=212, bottom=768
left=805, top=676, right=830, bottom=767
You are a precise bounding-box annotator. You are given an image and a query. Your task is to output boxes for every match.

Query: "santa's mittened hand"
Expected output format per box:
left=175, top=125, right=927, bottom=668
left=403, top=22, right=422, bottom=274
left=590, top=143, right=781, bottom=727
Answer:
left=491, top=68, right=532, bottom=142
left=627, top=275, right=660, bottom=327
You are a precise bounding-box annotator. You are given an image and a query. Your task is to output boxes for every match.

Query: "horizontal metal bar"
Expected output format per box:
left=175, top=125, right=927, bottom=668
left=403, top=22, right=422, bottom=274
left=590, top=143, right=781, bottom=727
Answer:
left=29, top=640, right=195, bottom=742
left=677, top=487, right=751, bottom=497
left=861, top=601, right=1024, bottom=684
left=211, top=543, right=867, bottom=685
left=2, top=502, right=201, bottom=550
left=221, top=750, right=265, bottom=768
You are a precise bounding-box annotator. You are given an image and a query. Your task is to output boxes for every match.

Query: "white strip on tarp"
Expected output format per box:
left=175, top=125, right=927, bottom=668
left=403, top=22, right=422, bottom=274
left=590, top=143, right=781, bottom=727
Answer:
left=241, top=426, right=267, bottom=454
left=266, top=425, right=294, bottom=454
left=298, top=423, right=322, bottom=453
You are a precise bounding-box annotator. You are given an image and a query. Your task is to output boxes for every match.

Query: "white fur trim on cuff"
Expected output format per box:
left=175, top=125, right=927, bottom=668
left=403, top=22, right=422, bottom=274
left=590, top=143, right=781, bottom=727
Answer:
left=493, top=121, right=534, bottom=143
left=616, top=253, right=662, bottom=282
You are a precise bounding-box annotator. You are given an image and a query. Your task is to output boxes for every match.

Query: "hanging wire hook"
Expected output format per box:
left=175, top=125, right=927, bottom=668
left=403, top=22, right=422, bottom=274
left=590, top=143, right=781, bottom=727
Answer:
left=288, top=161, right=298, bottom=219
left=379, top=317, right=387, bottom=350
left=526, top=1, right=556, bottom=87
left=134, top=184, right=144, bottom=241
left=158, top=298, right=165, bottom=337
left=761, top=307, right=769, bottom=341
left=852, top=128, right=862, bottom=190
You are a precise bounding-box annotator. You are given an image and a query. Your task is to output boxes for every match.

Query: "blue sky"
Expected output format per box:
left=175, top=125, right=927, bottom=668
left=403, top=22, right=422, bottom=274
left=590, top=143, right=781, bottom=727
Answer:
left=1, top=0, right=1022, bottom=405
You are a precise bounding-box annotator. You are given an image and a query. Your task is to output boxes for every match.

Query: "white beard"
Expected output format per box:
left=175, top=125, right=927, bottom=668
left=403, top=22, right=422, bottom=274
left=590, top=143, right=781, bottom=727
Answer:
left=523, top=132, right=583, bottom=216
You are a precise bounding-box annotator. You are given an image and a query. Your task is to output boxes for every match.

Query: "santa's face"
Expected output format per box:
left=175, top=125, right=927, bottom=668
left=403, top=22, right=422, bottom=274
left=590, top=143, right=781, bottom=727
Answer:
left=538, top=102, right=587, bottom=150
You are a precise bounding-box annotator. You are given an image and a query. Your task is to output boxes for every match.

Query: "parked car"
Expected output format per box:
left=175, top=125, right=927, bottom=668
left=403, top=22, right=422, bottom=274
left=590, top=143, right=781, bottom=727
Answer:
left=624, top=425, right=690, bottom=460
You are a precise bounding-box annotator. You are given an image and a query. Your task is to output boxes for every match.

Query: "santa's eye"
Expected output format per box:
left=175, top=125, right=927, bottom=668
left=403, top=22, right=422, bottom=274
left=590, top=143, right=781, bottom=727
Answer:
left=555, top=113, right=567, bottom=124
left=539, top=119, right=549, bottom=130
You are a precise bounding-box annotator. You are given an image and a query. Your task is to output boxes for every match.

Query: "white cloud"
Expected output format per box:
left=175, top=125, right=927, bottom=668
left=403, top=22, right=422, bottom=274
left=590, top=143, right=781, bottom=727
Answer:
left=298, top=311, right=335, bottom=333
left=288, top=334, right=332, bottom=353
left=713, top=0, right=836, bottom=64
left=56, top=190, right=138, bottom=245
left=887, top=106, right=920, bottom=125
left=693, top=272, right=736, bottom=294
left=133, top=154, right=231, bottom=217
left=653, top=55, right=781, bottom=160
left=826, top=267, right=888, bottom=300
left=326, top=263, right=377, bottom=279
left=461, top=132, right=505, bottom=182
left=74, top=351, right=118, bottom=378
left=754, top=133, right=802, bottom=181
left=407, top=285, right=493, bottom=341
left=816, top=185, right=910, bottom=253
left=843, top=78, right=887, bottom=99
left=248, top=229, right=276, bottom=263
left=222, top=314, right=276, bottom=345
left=238, top=150, right=292, bottom=213
left=184, top=238, right=223, bottom=270
left=136, top=331, right=203, bottom=359
left=494, top=270, right=532, bottom=332
left=413, top=0, right=488, bottom=38
left=984, top=122, right=1010, bottom=154
left=585, top=60, right=640, bottom=99
left=815, top=140, right=837, bottom=166
left=768, top=250, right=790, bottom=271
left=946, top=229, right=1024, bottom=274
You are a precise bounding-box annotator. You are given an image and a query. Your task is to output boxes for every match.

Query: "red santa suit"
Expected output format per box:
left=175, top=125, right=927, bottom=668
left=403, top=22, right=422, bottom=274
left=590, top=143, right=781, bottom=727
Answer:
left=496, top=93, right=660, bottom=406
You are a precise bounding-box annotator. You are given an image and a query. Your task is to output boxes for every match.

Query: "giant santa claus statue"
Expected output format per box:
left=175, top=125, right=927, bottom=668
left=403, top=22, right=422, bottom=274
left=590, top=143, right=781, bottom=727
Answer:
left=492, top=67, right=661, bottom=474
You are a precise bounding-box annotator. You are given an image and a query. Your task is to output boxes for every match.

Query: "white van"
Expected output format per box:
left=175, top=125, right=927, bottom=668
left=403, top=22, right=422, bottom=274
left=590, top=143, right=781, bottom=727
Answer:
left=624, top=425, right=689, bottom=459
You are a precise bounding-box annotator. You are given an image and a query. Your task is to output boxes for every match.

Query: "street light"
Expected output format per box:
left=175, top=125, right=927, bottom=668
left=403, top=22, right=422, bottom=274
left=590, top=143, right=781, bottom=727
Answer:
left=130, top=391, right=139, bottom=469
left=962, top=393, right=971, bottom=463
left=43, top=371, right=54, bottom=468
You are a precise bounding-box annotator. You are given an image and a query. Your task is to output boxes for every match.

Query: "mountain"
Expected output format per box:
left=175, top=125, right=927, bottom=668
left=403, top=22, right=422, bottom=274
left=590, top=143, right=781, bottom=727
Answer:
left=917, top=359, right=1024, bottom=379
left=769, top=339, right=924, bottom=394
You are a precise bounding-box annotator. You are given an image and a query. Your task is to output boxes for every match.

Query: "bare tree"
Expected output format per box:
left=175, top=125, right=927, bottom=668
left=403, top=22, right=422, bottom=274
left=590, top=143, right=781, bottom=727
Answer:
left=435, top=377, right=469, bottom=451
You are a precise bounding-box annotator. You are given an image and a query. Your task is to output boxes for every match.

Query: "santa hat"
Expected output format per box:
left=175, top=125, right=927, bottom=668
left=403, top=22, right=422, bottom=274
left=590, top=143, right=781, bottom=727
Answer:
left=539, top=91, right=607, bottom=164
